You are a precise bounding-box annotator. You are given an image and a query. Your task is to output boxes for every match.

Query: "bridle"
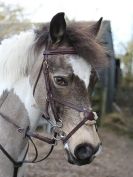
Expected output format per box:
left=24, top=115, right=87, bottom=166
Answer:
left=0, top=45, right=98, bottom=177
left=40, top=46, right=98, bottom=144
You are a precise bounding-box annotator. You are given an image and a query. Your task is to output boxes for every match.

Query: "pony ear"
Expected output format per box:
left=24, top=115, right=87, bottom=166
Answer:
left=49, top=12, right=66, bottom=43
left=89, top=17, right=103, bottom=37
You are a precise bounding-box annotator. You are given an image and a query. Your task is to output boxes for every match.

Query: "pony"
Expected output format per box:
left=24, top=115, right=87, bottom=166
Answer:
left=0, top=12, right=107, bottom=177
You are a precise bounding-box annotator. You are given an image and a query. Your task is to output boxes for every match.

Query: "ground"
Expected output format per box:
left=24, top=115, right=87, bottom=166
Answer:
left=26, top=128, right=133, bottom=177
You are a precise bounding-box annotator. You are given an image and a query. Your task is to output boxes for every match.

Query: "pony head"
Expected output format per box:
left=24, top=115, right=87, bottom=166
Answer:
left=30, top=13, right=107, bottom=165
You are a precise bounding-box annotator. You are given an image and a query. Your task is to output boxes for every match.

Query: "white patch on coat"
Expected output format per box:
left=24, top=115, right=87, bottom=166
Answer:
left=14, top=77, right=41, bottom=130
left=0, top=31, right=35, bottom=96
left=68, top=56, right=91, bottom=88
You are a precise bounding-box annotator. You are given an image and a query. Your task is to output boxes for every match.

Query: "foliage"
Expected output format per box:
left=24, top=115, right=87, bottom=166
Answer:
left=0, top=3, right=32, bottom=39
left=0, top=3, right=28, bottom=22
left=118, top=39, right=133, bottom=87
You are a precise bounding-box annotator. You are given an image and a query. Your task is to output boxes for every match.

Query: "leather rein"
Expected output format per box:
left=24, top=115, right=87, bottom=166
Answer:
left=0, top=46, right=98, bottom=177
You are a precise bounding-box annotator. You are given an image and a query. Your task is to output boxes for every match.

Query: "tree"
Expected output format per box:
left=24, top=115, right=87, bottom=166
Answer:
left=123, top=40, right=133, bottom=76
left=0, top=3, right=28, bottom=22
left=118, top=39, right=133, bottom=87
left=0, top=3, right=32, bottom=40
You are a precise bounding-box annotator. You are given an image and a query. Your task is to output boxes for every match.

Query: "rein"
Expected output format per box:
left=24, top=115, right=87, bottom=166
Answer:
left=0, top=46, right=98, bottom=177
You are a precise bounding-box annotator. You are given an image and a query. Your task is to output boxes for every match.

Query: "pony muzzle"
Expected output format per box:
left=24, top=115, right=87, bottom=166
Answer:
left=64, top=142, right=102, bottom=166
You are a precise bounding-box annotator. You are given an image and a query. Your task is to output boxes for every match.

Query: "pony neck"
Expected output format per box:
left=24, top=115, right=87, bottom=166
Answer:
left=13, top=76, right=41, bottom=130
left=0, top=31, right=41, bottom=129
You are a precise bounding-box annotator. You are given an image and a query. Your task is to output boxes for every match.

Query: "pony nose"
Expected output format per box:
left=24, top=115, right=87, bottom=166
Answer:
left=74, top=143, right=93, bottom=161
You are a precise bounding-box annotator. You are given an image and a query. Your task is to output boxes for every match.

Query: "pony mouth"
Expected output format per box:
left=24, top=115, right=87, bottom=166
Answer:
left=68, top=154, right=95, bottom=166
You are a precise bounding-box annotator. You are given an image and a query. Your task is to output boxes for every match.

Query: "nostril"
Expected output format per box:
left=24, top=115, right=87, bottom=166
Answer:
left=74, top=143, right=93, bottom=161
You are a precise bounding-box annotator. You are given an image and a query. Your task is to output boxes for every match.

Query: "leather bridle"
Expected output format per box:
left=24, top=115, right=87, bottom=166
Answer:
left=40, top=46, right=97, bottom=144
left=0, top=45, right=98, bottom=177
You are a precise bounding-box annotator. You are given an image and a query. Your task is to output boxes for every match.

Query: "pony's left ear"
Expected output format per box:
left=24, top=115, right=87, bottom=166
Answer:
left=49, top=12, right=66, bottom=43
left=89, top=17, right=103, bottom=37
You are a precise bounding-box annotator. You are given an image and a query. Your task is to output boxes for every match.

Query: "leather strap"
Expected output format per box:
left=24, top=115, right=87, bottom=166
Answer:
left=0, top=143, right=29, bottom=177
left=62, top=112, right=94, bottom=144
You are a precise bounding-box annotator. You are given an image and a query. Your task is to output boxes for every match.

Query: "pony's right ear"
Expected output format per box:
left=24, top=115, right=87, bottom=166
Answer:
left=49, top=12, right=66, bottom=44
left=89, top=17, right=103, bottom=37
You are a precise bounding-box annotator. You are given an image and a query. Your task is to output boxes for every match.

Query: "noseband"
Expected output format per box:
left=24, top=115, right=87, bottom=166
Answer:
left=0, top=46, right=98, bottom=177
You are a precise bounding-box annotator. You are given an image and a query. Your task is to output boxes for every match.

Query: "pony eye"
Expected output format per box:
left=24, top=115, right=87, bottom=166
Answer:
left=54, top=76, right=68, bottom=86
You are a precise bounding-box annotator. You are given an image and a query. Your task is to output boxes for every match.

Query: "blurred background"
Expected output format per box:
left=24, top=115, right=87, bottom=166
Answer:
left=0, top=0, right=133, bottom=177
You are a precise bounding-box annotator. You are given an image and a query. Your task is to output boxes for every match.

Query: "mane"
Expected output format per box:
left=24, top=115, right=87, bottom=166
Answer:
left=0, top=21, right=107, bottom=93
left=35, top=22, right=107, bottom=69
left=66, top=23, right=107, bottom=69
left=0, top=30, right=35, bottom=91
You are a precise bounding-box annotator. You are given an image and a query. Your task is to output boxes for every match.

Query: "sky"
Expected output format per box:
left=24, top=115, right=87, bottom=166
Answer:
left=2, top=0, right=133, bottom=54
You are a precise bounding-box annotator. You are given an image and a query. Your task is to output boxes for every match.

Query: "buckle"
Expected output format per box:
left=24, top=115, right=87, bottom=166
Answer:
left=17, top=126, right=30, bottom=139
left=53, top=130, right=66, bottom=141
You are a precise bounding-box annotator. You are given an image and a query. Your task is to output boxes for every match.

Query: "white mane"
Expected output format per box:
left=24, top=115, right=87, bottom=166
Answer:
left=0, top=31, right=35, bottom=95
